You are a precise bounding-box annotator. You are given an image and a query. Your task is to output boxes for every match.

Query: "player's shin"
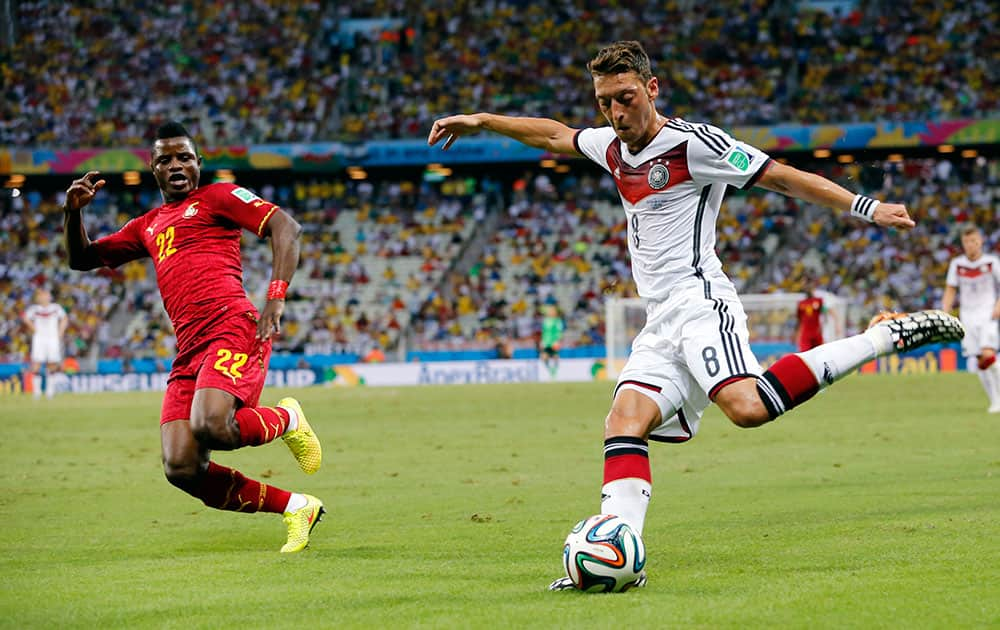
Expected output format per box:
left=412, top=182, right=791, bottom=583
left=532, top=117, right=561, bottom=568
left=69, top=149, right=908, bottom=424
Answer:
left=233, top=406, right=292, bottom=446
left=600, top=437, right=652, bottom=535
left=757, top=332, right=881, bottom=419
left=188, top=461, right=292, bottom=513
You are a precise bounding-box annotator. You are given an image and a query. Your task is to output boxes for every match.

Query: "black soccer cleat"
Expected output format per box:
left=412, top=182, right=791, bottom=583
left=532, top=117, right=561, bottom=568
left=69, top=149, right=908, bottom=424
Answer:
left=548, top=571, right=647, bottom=592
left=871, top=309, right=964, bottom=353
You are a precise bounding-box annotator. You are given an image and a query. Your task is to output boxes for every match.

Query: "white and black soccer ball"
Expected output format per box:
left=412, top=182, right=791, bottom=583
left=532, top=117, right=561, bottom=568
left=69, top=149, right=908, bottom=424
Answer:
left=562, top=514, right=646, bottom=592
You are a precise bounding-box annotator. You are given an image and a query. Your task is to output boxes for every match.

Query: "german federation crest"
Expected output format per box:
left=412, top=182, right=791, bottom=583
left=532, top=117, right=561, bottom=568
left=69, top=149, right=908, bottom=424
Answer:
left=648, top=163, right=669, bottom=189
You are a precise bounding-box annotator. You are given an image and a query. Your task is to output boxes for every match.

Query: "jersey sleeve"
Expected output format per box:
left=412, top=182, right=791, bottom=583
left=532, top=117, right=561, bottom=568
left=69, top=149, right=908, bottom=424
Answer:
left=686, top=122, right=772, bottom=189
left=92, top=215, right=150, bottom=268
left=207, top=183, right=282, bottom=238
left=572, top=127, right=617, bottom=173
left=945, top=258, right=959, bottom=288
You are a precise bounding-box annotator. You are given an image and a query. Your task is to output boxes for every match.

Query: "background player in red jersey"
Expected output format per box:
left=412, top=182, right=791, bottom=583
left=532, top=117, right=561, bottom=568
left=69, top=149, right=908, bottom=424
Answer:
left=795, top=279, right=825, bottom=352
left=62, top=122, right=324, bottom=552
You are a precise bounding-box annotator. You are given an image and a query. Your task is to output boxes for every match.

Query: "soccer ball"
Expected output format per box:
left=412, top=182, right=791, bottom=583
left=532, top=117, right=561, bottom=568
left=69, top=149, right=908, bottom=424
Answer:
left=562, top=514, right=646, bottom=592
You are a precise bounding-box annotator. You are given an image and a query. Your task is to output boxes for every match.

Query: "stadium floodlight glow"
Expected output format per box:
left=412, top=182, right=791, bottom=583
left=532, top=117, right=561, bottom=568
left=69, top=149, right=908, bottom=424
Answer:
left=887, top=154, right=904, bottom=162
left=555, top=165, right=571, bottom=173
left=813, top=149, right=831, bottom=158
left=348, top=168, right=368, bottom=180
left=837, top=154, right=854, bottom=164
left=540, top=159, right=558, bottom=168
left=937, top=144, right=955, bottom=153
left=960, top=149, right=977, bottom=158
left=5, top=174, right=25, bottom=187
left=123, top=171, right=141, bottom=185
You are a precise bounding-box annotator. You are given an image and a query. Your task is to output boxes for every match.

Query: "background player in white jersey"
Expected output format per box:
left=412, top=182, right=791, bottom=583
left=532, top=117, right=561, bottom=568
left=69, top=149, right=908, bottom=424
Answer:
left=942, top=224, right=1000, bottom=412
left=428, top=40, right=964, bottom=590
left=22, top=288, right=68, bottom=399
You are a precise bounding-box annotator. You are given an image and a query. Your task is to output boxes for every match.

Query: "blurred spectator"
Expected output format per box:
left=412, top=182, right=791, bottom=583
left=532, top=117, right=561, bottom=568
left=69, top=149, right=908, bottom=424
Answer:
left=4, top=1, right=996, bottom=147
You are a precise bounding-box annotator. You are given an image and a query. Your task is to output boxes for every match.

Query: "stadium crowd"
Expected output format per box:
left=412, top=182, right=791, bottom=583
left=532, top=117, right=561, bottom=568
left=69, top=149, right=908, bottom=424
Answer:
left=4, top=1, right=997, bottom=147
left=2, top=156, right=996, bottom=366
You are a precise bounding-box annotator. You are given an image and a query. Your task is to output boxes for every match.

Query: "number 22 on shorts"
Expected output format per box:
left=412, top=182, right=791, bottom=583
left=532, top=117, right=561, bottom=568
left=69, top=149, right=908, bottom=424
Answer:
left=214, top=348, right=248, bottom=382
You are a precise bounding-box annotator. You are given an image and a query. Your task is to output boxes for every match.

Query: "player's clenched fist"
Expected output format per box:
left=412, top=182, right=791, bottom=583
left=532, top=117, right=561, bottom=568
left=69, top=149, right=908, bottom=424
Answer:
left=64, top=171, right=107, bottom=211
left=872, top=202, right=915, bottom=230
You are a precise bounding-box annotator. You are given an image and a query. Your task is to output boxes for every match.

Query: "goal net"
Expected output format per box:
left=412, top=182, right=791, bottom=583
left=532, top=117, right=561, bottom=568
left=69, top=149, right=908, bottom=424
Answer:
left=604, top=292, right=848, bottom=379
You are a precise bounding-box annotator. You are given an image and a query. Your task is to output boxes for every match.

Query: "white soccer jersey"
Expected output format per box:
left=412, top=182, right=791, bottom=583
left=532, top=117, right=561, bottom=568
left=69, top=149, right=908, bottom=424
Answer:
left=946, top=253, right=1000, bottom=322
left=24, top=303, right=67, bottom=343
left=574, top=118, right=771, bottom=300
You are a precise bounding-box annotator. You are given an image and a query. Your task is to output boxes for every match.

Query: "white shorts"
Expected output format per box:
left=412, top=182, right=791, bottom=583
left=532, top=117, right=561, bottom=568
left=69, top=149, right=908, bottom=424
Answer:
left=30, top=337, right=63, bottom=365
left=616, top=282, right=762, bottom=443
left=960, top=317, right=999, bottom=357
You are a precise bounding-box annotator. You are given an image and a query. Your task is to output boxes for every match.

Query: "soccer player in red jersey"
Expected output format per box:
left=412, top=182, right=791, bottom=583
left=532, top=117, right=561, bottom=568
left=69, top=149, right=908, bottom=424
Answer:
left=796, top=281, right=825, bottom=352
left=62, top=122, right=324, bottom=552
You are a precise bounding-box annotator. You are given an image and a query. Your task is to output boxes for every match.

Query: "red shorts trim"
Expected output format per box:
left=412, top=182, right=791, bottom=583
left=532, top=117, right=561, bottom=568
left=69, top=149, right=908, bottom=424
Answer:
left=160, top=313, right=270, bottom=424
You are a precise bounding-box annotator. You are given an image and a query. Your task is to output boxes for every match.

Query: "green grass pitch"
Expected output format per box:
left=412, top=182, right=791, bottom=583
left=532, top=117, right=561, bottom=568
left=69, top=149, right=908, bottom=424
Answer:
left=1, top=373, right=997, bottom=628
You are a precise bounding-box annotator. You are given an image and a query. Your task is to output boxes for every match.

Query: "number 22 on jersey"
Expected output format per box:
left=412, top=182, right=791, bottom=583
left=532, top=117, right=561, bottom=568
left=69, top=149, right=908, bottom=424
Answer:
left=155, top=226, right=178, bottom=262
left=214, top=348, right=248, bottom=382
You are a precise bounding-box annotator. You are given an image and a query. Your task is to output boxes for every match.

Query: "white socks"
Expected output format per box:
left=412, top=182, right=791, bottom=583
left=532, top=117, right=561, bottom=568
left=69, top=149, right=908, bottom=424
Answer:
left=281, top=405, right=299, bottom=433
left=796, top=331, right=883, bottom=387
left=284, top=493, right=307, bottom=513
left=600, top=478, right=652, bottom=535
left=978, top=362, right=1000, bottom=408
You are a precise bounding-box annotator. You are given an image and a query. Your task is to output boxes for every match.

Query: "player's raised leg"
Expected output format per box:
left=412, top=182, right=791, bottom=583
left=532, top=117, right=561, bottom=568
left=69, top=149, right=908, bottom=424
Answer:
left=160, top=417, right=324, bottom=552
left=187, top=388, right=322, bottom=473
left=716, top=310, right=965, bottom=425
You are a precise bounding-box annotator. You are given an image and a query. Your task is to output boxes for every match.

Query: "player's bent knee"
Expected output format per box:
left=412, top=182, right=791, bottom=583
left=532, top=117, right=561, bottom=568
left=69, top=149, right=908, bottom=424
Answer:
left=189, top=407, right=235, bottom=446
left=725, top=405, right=771, bottom=429
left=714, top=381, right=772, bottom=428
left=162, top=458, right=201, bottom=491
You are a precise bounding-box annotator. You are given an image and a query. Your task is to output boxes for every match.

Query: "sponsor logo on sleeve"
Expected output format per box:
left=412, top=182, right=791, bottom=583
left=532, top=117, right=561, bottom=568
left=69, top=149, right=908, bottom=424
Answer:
left=230, top=187, right=261, bottom=203
left=727, top=148, right=752, bottom=171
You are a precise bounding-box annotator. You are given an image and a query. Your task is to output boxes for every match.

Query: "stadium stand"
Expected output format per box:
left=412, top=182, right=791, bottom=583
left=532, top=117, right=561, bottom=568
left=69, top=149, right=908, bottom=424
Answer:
left=4, top=1, right=997, bottom=146
left=2, top=156, right=996, bottom=368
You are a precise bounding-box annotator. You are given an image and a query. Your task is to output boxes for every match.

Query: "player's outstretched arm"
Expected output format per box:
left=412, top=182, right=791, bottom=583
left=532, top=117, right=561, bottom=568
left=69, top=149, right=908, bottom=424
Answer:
left=257, top=208, right=302, bottom=341
left=63, top=171, right=107, bottom=270
left=755, top=161, right=915, bottom=230
left=428, top=113, right=582, bottom=156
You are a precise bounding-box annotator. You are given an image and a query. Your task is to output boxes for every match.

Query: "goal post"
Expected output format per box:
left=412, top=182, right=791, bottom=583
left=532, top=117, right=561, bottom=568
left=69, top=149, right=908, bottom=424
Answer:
left=603, top=292, right=849, bottom=379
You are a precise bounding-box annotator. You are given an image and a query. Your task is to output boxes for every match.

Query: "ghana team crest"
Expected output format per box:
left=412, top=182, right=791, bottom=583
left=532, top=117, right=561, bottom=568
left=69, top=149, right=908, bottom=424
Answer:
left=183, top=202, right=199, bottom=218
left=648, top=162, right=669, bottom=189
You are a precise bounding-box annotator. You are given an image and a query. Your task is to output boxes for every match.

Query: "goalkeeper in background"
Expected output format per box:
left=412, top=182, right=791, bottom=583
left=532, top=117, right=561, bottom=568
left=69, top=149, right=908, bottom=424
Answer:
left=540, top=304, right=564, bottom=378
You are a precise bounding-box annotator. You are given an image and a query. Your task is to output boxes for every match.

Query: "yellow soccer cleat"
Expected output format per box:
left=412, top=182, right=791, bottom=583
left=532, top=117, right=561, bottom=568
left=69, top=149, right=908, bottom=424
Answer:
left=277, top=397, right=322, bottom=474
left=280, top=494, right=325, bottom=553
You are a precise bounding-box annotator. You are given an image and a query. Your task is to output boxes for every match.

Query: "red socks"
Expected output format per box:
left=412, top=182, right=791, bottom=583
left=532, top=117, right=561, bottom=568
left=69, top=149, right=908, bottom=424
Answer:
left=189, top=461, right=291, bottom=514
left=603, top=437, right=651, bottom=485
left=756, top=354, right=821, bottom=419
left=234, top=406, right=291, bottom=447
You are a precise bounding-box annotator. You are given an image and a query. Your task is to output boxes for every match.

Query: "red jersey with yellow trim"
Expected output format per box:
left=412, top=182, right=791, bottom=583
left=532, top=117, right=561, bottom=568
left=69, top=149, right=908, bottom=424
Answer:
left=91, top=183, right=280, bottom=352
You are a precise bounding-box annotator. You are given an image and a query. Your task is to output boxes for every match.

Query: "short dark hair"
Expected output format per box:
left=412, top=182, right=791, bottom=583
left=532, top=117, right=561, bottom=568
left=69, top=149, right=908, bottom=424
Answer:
left=587, top=41, right=653, bottom=83
left=960, top=223, right=981, bottom=237
left=154, top=120, right=198, bottom=153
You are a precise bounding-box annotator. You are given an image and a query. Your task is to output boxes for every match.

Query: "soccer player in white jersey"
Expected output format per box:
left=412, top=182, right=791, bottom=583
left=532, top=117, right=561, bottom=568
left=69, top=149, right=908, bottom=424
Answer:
left=22, top=288, right=68, bottom=398
left=942, top=224, right=1000, bottom=412
left=428, top=40, right=964, bottom=590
